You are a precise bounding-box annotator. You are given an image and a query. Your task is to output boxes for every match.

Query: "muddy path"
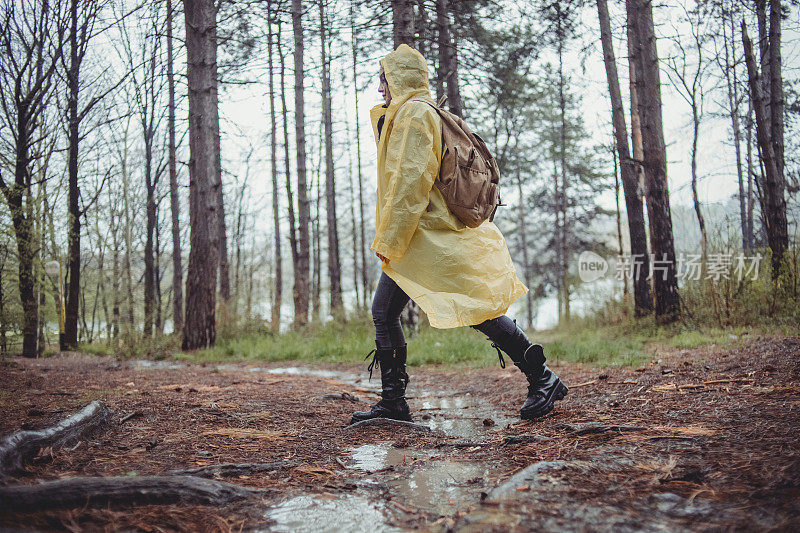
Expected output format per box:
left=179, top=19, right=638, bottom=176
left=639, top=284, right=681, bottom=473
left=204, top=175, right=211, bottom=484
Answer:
left=1, top=335, right=799, bottom=531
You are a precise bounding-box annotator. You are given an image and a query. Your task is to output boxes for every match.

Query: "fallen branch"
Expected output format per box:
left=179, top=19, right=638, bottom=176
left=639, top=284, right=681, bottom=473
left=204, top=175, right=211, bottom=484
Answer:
left=569, top=380, right=598, bottom=388
left=0, top=401, right=113, bottom=477
left=319, top=392, right=365, bottom=403
left=436, top=441, right=490, bottom=448
left=0, top=475, right=263, bottom=512
left=503, top=435, right=551, bottom=445
left=345, top=418, right=434, bottom=433
left=703, top=378, right=754, bottom=385
left=571, top=424, right=646, bottom=436
left=165, top=461, right=296, bottom=479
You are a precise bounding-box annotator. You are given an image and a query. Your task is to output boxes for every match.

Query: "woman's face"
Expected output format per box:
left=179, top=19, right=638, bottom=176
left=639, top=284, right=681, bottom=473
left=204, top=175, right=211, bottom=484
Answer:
left=378, top=68, right=391, bottom=105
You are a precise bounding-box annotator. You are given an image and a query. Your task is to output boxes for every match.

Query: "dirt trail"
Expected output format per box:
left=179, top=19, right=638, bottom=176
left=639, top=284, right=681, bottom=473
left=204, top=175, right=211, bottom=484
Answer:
left=0, top=335, right=799, bottom=531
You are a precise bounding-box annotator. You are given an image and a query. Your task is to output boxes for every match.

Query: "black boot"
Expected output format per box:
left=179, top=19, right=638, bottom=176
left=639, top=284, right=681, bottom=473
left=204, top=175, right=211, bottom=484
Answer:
left=515, top=344, right=569, bottom=420
left=350, top=344, right=412, bottom=424
left=485, top=327, right=568, bottom=420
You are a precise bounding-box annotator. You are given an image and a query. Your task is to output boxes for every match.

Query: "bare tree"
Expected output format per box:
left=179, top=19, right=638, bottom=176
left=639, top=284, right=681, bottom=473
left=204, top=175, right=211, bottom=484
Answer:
left=62, top=0, right=120, bottom=348
left=664, top=1, right=710, bottom=263
left=0, top=0, right=67, bottom=357
left=182, top=0, right=221, bottom=349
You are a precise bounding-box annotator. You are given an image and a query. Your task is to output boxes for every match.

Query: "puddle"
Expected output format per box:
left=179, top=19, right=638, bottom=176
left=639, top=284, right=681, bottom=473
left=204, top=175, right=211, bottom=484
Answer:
left=213, top=365, right=367, bottom=387
left=131, top=360, right=186, bottom=370
left=415, top=393, right=517, bottom=439
left=381, top=459, right=495, bottom=516
left=262, top=495, right=398, bottom=533
left=347, top=443, right=436, bottom=472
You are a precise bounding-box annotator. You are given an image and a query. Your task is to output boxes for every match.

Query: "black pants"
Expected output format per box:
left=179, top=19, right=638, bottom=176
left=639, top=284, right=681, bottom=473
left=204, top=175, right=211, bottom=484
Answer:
left=372, top=272, right=532, bottom=359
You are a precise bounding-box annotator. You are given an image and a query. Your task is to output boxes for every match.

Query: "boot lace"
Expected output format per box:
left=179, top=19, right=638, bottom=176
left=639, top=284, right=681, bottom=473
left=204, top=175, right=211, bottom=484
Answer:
left=488, top=340, right=506, bottom=369
left=364, top=348, right=378, bottom=380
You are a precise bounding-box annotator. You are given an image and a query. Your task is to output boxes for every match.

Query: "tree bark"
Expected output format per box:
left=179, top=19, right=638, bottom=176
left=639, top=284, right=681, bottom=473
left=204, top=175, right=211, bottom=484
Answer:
left=292, top=0, right=311, bottom=327
left=628, top=0, right=679, bottom=321
left=182, top=0, right=221, bottom=350
left=64, top=0, right=81, bottom=349
left=392, top=0, right=415, bottom=48
left=319, top=0, right=343, bottom=316
left=351, top=0, right=368, bottom=309
left=0, top=401, right=112, bottom=477
left=268, top=6, right=282, bottom=332
left=167, top=0, right=183, bottom=334
left=277, top=18, right=299, bottom=302
left=435, top=0, right=463, bottom=118
left=0, top=475, right=261, bottom=512
left=597, top=0, right=651, bottom=315
left=768, top=0, right=784, bottom=183
left=742, top=22, right=787, bottom=277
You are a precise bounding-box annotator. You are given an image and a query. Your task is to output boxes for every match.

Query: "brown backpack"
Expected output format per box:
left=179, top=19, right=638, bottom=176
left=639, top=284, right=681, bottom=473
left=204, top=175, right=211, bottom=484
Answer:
left=411, top=98, right=503, bottom=228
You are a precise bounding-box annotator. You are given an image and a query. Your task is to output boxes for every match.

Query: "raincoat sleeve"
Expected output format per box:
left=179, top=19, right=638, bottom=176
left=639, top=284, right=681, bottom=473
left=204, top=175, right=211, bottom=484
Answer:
left=371, top=106, right=438, bottom=261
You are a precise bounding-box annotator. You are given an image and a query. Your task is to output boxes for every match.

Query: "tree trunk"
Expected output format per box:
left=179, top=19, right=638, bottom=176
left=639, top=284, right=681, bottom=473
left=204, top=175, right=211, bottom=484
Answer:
left=435, top=0, right=463, bottom=118
left=144, top=124, right=156, bottom=337
left=768, top=0, right=784, bottom=184
left=167, top=0, right=183, bottom=335
left=557, top=21, right=570, bottom=323
left=292, top=0, right=311, bottom=327
left=628, top=0, right=679, bottom=321
left=217, top=176, right=230, bottom=305
left=392, top=0, right=415, bottom=48
left=319, top=0, right=343, bottom=316
left=64, top=0, right=80, bottom=349
left=742, top=22, right=787, bottom=278
left=182, top=0, right=221, bottom=350
left=515, top=171, right=534, bottom=329
left=277, top=18, right=299, bottom=312
left=755, top=0, right=771, bottom=128
left=719, top=4, right=748, bottom=251
left=351, top=0, right=368, bottom=309
left=597, top=0, right=651, bottom=315
left=268, top=7, right=282, bottom=332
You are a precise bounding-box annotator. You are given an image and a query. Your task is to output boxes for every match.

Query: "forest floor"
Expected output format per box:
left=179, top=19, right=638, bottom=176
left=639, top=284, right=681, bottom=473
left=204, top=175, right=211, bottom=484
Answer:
left=1, top=334, right=799, bottom=532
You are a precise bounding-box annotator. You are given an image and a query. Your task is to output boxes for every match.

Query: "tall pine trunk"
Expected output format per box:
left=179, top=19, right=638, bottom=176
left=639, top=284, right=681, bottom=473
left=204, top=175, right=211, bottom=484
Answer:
left=628, top=0, right=679, bottom=321
left=292, top=0, right=311, bottom=327
left=319, top=0, right=343, bottom=315
left=596, top=0, right=651, bottom=316
left=742, top=23, right=787, bottom=278
left=182, top=0, right=221, bottom=349
left=167, top=0, right=183, bottom=334
left=64, top=0, right=80, bottom=349
left=268, top=7, right=282, bottom=331
left=351, top=0, right=368, bottom=309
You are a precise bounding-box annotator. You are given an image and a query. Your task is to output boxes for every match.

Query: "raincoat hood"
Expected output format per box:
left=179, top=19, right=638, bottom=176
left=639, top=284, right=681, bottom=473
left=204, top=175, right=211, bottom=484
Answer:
left=380, top=44, right=430, bottom=103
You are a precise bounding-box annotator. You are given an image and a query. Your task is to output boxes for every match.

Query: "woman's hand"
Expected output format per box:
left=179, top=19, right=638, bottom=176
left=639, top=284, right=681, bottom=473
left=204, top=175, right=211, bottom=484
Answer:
left=376, top=252, right=389, bottom=263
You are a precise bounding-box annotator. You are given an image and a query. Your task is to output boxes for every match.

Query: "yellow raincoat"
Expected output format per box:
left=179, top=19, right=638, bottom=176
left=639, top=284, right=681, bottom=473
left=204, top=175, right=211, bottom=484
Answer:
left=370, top=44, right=528, bottom=329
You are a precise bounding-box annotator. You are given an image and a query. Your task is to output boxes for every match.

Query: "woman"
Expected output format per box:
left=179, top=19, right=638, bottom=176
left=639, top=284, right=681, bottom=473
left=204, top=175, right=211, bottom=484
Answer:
left=350, top=44, right=567, bottom=425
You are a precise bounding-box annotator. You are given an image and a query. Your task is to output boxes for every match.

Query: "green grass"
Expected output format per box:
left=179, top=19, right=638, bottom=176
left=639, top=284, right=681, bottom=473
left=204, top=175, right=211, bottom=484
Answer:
left=174, top=315, right=496, bottom=367
left=171, top=310, right=770, bottom=369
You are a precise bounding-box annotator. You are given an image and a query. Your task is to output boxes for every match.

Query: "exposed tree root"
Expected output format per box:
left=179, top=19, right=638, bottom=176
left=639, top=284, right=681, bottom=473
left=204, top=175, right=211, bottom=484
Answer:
left=166, top=461, right=297, bottom=479
left=0, top=475, right=264, bottom=512
left=0, top=401, right=112, bottom=478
